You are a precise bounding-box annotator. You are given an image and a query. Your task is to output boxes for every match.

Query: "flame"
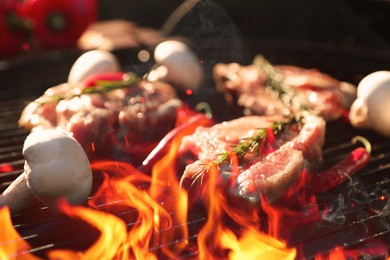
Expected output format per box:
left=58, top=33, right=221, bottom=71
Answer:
left=226, top=229, right=296, bottom=260
left=0, top=207, right=40, bottom=260
left=1, top=110, right=386, bottom=259
left=197, top=163, right=296, bottom=259
left=262, top=170, right=320, bottom=239
left=149, top=126, right=190, bottom=257
left=49, top=110, right=208, bottom=259
left=314, top=240, right=390, bottom=260
left=87, top=162, right=172, bottom=259
left=0, top=163, right=14, bottom=173
left=48, top=200, right=127, bottom=260
left=315, top=246, right=347, bottom=260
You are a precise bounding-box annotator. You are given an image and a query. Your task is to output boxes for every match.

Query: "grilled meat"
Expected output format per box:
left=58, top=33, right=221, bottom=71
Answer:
left=19, top=80, right=182, bottom=161
left=179, top=114, right=325, bottom=201
left=213, top=62, right=356, bottom=121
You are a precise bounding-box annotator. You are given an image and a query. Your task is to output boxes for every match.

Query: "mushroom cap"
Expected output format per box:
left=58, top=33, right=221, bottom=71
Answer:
left=68, top=50, right=120, bottom=87
left=349, top=70, right=390, bottom=137
left=23, top=129, right=92, bottom=209
left=148, top=40, right=204, bottom=90
left=356, top=71, right=390, bottom=98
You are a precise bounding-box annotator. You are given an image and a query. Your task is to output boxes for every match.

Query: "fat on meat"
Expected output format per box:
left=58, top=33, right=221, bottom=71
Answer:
left=213, top=63, right=356, bottom=121
left=19, top=80, right=182, bottom=160
left=179, top=114, right=325, bottom=201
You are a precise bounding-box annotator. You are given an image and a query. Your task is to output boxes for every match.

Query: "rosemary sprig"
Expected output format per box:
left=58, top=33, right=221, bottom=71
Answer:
left=82, top=72, right=139, bottom=94
left=37, top=72, right=139, bottom=105
left=214, top=116, right=302, bottom=166
left=191, top=116, right=303, bottom=185
left=252, top=55, right=296, bottom=105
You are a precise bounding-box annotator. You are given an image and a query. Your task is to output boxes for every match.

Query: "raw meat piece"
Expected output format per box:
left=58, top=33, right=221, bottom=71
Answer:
left=213, top=62, right=356, bottom=121
left=179, top=114, right=325, bottom=201
left=19, top=80, right=182, bottom=161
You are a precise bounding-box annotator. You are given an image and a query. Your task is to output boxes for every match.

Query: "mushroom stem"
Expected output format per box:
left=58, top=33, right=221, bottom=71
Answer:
left=0, top=129, right=92, bottom=215
left=0, top=173, right=35, bottom=214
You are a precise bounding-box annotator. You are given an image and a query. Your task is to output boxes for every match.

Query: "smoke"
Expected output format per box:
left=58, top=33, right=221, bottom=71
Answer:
left=164, top=0, right=248, bottom=64
left=157, top=0, right=250, bottom=120
left=319, top=176, right=390, bottom=243
left=347, top=180, right=390, bottom=217
left=322, top=194, right=347, bottom=225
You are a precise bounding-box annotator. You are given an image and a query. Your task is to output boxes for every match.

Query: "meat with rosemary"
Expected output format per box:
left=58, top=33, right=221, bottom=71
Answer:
left=179, top=113, right=326, bottom=202
left=19, top=72, right=182, bottom=162
left=213, top=55, right=356, bottom=121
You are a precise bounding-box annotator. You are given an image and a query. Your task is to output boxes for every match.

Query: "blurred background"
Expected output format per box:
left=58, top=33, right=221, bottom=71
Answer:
left=2, top=0, right=390, bottom=58
left=98, top=0, right=390, bottom=50
left=1, top=0, right=390, bottom=100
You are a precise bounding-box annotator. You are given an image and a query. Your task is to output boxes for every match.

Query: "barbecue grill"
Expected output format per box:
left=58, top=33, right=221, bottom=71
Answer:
left=0, top=42, right=389, bottom=259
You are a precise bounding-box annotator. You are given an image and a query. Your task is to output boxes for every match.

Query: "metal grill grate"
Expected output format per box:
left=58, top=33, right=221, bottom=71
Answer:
left=0, top=96, right=389, bottom=259
left=1, top=46, right=390, bottom=259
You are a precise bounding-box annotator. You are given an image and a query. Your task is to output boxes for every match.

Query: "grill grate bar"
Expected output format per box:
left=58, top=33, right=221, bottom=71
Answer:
left=0, top=98, right=31, bottom=107
left=7, top=206, right=206, bottom=258
left=300, top=231, right=390, bottom=260
left=0, top=129, right=29, bottom=140
left=0, top=144, right=23, bottom=154
left=0, top=151, right=23, bottom=162
left=288, top=209, right=389, bottom=242
left=0, top=96, right=389, bottom=258
left=0, top=169, right=24, bottom=189
left=0, top=136, right=27, bottom=147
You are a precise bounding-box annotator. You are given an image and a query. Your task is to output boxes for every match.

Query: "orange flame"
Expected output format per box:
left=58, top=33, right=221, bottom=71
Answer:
left=149, top=128, right=190, bottom=257
left=49, top=200, right=127, bottom=259
left=87, top=161, right=172, bottom=259
left=262, top=170, right=320, bottom=239
left=0, top=207, right=40, bottom=260
left=0, top=163, right=14, bottom=173
left=197, top=163, right=296, bottom=259
left=226, top=229, right=296, bottom=260
left=2, top=110, right=384, bottom=259
left=315, top=241, right=390, bottom=260
left=315, top=247, right=349, bottom=260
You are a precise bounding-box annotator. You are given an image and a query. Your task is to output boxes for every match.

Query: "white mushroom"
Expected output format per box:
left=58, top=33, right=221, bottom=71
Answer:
left=0, top=129, right=92, bottom=214
left=146, top=40, right=204, bottom=90
left=349, top=70, right=390, bottom=137
left=68, top=50, right=120, bottom=87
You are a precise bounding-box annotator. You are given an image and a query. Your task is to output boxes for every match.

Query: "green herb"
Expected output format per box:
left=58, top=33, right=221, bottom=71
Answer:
left=253, top=55, right=312, bottom=112
left=51, top=95, right=65, bottom=103
left=39, top=72, right=139, bottom=105
left=214, top=116, right=302, bottom=165
left=252, top=55, right=296, bottom=105
left=82, top=72, right=139, bottom=94
left=191, top=116, right=303, bottom=185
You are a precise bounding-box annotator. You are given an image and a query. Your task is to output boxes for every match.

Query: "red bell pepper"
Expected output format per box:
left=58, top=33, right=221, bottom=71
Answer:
left=0, top=0, right=25, bottom=58
left=18, top=0, right=96, bottom=48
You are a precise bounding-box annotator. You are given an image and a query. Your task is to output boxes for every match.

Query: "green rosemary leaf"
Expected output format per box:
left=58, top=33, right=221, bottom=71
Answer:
left=37, top=72, right=139, bottom=106
left=52, top=95, right=65, bottom=103
left=252, top=55, right=313, bottom=112
left=252, top=55, right=296, bottom=104
left=191, top=116, right=303, bottom=186
left=211, top=116, right=302, bottom=168
left=82, top=72, right=139, bottom=94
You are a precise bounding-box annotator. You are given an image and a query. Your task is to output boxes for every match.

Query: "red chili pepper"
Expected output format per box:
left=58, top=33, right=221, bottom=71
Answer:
left=18, top=0, right=96, bottom=48
left=138, top=113, right=214, bottom=173
left=113, top=135, right=161, bottom=157
left=310, top=147, right=371, bottom=194
left=266, top=127, right=276, bottom=145
left=82, top=72, right=127, bottom=89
